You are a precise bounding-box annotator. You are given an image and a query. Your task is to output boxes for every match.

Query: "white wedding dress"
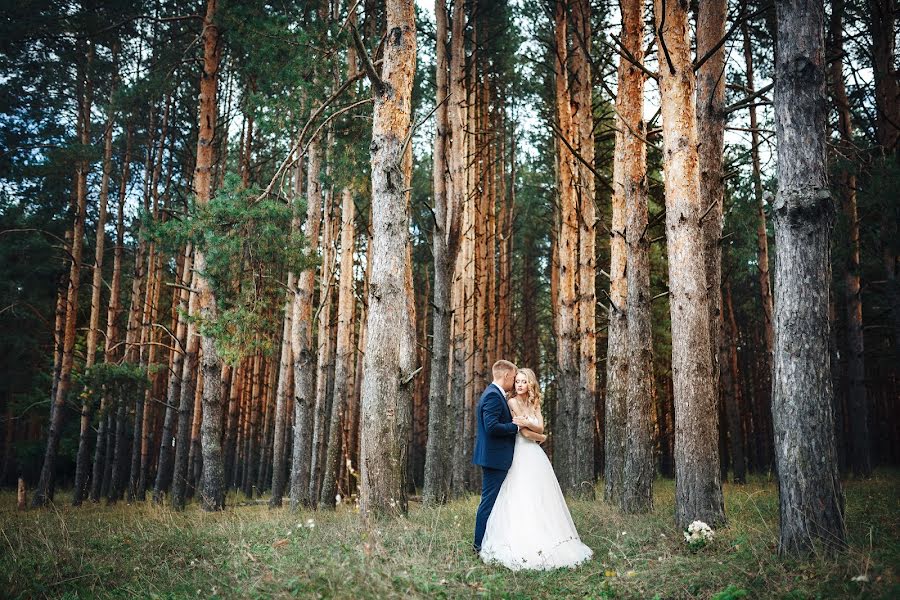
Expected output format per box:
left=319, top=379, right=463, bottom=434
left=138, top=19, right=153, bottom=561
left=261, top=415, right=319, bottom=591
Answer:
left=480, top=433, right=593, bottom=571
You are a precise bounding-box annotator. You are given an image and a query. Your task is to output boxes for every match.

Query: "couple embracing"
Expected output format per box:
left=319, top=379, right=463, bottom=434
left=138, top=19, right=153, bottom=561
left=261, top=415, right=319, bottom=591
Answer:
left=472, top=360, right=593, bottom=571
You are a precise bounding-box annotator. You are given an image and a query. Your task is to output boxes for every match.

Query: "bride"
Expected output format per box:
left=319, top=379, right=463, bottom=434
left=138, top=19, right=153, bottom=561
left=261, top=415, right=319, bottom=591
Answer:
left=479, top=368, right=593, bottom=571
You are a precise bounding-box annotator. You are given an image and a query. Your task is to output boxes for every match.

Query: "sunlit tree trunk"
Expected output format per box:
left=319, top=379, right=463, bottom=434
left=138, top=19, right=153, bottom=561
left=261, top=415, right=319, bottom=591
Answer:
left=654, top=0, right=725, bottom=528
left=359, top=0, right=417, bottom=517
left=321, top=188, right=356, bottom=508
left=772, top=0, right=847, bottom=555
left=553, top=0, right=581, bottom=496
left=32, top=42, right=94, bottom=508
left=91, top=127, right=131, bottom=503
left=696, top=0, right=726, bottom=439
left=74, top=62, right=117, bottom=505
left=618, top=0, right=652, bottom=513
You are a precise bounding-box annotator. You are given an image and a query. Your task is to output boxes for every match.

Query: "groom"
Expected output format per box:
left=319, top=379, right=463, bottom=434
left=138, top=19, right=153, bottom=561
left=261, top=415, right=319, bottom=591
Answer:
left=472, top=359, right=521, bottom=553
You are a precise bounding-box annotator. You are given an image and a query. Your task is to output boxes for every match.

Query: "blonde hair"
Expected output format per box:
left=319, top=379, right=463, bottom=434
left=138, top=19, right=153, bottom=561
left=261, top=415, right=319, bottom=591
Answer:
left=516, top=368, right=542, bottom=412
left=492, top=359, right=517, bottom=380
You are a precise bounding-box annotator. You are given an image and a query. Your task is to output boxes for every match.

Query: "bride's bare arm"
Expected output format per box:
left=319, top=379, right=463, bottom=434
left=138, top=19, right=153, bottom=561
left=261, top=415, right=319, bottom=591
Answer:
left=520, top=428, right=547, bottom=444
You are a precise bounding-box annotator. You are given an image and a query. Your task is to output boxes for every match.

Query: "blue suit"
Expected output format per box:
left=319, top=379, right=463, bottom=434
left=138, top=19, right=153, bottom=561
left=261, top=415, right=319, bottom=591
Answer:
left=472, top=383, right=518, bottom=550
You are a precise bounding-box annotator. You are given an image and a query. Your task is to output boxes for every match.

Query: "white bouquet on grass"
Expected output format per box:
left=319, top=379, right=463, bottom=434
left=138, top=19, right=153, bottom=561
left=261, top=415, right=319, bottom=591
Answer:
left=683, top=520, right=715, bottom=551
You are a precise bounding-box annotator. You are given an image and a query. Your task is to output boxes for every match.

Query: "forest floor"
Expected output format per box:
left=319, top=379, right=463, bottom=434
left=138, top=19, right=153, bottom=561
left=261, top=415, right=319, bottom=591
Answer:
left=1, top=471, right=897, bottom=599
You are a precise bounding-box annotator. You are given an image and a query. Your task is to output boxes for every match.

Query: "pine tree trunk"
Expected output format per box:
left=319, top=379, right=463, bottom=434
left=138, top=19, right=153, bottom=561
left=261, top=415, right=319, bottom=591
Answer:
left=153, top=245, right=193, bottom=502
left=772, top=0, right=847, bottom=555
left=618, top=0, right=652, bottom=514
left=74, top=71, right=117, bottom=505
left=829, top=2, right=870, bottom=478
left=869, top=0, right=900, bottom=360
left=268, top=274, right=295, bottom=507
left=553, top=0, right=581, bottom=496
left=321, top=188, right=356, bottom=508
left=359, top=0, right=417, bottom=517
left=309, top=198, right=335, bottom=503
left=32, top=42, right=94, bottom=508
left=422, top=0, right=459, bottom=506
left=742, top=26, right=775, bottom=464
left=571, top=0, right=596, bottom=497
left=653, top=0, right=725, bottom=528
left=290, top=135, right=322, bottom=510
left=171, top=271, right=201, bottom=510
left=193, top=0, right=225, bottom=510
left=697, top=0, right=726, bottom=433
left=722, top=283, right=746, bottom=483
left=91, top=127, right=131, bottom=503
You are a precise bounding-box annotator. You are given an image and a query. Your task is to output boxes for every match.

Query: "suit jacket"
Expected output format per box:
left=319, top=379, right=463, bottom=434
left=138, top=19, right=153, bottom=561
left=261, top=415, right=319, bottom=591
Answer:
left=472, top=383, right=518, bottom=470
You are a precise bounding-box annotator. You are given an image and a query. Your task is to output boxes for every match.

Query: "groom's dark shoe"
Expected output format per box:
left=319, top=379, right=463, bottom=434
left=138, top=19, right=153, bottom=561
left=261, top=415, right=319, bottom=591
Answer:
left=472, top=544, right=480, bottom=556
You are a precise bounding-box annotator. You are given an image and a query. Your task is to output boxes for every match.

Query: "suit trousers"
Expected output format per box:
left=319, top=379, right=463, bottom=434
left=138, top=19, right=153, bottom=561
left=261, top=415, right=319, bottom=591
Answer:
left=474, top=466, right=508, bottom=550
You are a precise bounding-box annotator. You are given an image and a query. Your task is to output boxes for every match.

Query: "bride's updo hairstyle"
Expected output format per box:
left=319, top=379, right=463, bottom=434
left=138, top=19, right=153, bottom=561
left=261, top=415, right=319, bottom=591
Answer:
left=517, top=368, right=542, bottom=412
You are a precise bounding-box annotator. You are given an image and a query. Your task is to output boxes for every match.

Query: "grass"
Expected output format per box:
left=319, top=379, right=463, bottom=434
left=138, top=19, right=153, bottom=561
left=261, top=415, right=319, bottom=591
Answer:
left=1, top=472, right=897, bottom=599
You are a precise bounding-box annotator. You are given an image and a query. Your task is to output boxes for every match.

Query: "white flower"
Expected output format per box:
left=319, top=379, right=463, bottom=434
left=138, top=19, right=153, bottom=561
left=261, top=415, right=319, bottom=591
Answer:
left=305, top=518, right=315, bottom=529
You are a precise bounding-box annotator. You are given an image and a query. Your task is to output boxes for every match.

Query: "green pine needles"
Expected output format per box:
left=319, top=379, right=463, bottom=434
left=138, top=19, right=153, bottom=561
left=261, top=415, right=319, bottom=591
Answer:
left=147, top=173, right=314, bottom=364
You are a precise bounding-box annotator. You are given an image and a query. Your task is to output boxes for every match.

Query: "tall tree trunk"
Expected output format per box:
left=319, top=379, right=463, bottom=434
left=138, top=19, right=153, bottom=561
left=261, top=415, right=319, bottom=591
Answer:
left=359, top=0, right=417, bottom=517
left=605, top=24, right=629, bottom=508
left=74, top=65, right=117, bottom=505
left=91, top=127, right=131, bottom=503
left=290, top=135, right=322, bottom=510
left=268, top=277, right=295, bottom=507
left=32, top=42, right=94, bottom=508
left=309, top=197, right=335, bottom=503
left=195, top=0, right=225, bottom=511
left=553, top=0, right=581, bottom=497
left=571, top=0, right=596, bottom=498
left=171, top=272, right=201, bottom=510
left=153, top=244, right=193, bottom=502
left=653, top=0, right=725, bottom=528
left=829, top=1, right=870, bottom=478
left=696, top=0, right=726, bottom=447
left=741, top=26, right=775, bottom=473
left=423, top=0, right=460, bottom=506
left=772, top=0, right=847, bottom=555
left=321, top=188, right=356, bottom=508
left=619, top=0, right=652, bottom=514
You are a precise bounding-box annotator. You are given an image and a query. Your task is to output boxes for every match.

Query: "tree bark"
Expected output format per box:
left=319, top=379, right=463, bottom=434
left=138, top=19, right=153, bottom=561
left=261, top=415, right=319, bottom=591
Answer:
left=772, top=0, right=847, bottom=555
left=553, top=0, right=581, bottom=497
left=359, top=0, right=417, bottom=517
left=618, top=0, right=652, bottom=514
left=829, top=0, right=870, bottom=478
left=653, top=0, right=725, bottom=528
left=321, top=188, right=356, bottom=508
left=290, top=135, right=322, bottom=509
left=309, top=196, right=335, bottom=503
left=696, top=0, right=726, bottom=438
left=32, top=42, right=94, bottom=508
left=153, top=245, right=193, bottom=502
left=722, top=282, right=746, bottom=483
left=74, top=66, right=117, bottom=505
left=91, top=127, right=131, bottom=503
left=193, top=0, right=225, bottom=511
left=571, top=0, right=596, bottom=498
